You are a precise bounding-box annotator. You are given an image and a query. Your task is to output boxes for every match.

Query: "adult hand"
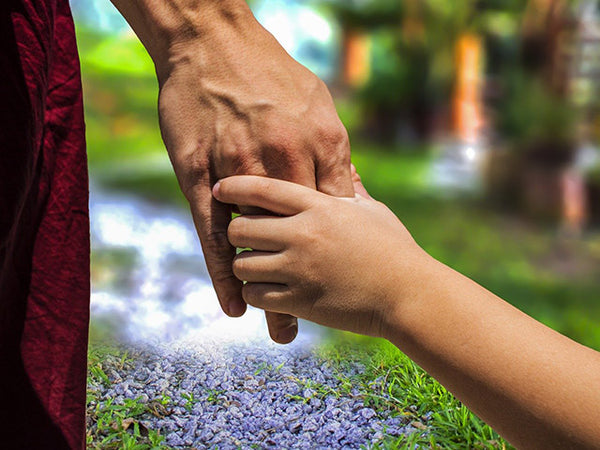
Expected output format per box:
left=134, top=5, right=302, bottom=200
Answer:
left=152, top=2, right=354, bottom=343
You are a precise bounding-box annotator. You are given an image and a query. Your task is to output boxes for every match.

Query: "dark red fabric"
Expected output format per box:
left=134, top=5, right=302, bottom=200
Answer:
left=0, top=0, right=89, bottom=448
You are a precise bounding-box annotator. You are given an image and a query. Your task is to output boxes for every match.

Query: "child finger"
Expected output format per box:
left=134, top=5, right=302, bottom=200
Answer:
left=232, top=251, right=289, bottom=284
left=213, top=175, right=319, bottom=216
left=242, top=283, right=296, bottom=316
left=228, top=215, right=292, bottom=251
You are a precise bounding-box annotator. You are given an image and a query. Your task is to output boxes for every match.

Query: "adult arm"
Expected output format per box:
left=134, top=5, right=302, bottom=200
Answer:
left=213, top=174, right=600, bottom=449
left=107, top=0, right=354, bottom=343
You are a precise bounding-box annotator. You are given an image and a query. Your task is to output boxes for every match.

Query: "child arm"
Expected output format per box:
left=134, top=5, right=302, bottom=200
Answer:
left=213, top=175, right=600, bottom=449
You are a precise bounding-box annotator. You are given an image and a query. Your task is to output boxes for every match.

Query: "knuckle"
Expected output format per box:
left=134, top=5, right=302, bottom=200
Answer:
left=316, top=120, right=350, bottom=157
left=297, top=219, right=318, bottom=247
left=232, top=253, right=247, bottom=279
left=217, top=120, right=254, bottom=164
left=209, top=260, right=236, bottom=285
left=241, top=283, right=260, bottom=307
left=219, top=143, right=253, bottom=175
left=176, top=153, right=211, bottom=201
left=204, top=228, right=233, bottom=256
left=220, top=139, right=244, bottom=163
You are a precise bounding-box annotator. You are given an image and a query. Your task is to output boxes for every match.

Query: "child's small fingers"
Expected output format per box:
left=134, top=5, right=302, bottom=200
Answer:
left=214, top=175, right=319, bottom=216
left=232, top=251, right=289, bottom=284
left=228, top=216, right=291, bottom=251
left=242, top=283, right=295, bottom=315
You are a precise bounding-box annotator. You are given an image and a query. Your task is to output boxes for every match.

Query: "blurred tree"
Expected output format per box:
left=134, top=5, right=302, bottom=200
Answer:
left=323, top=0, right=530, bottom=144
left=325, top=0, right=588, bottom=225
left=488, top=0, right=583, bottom=222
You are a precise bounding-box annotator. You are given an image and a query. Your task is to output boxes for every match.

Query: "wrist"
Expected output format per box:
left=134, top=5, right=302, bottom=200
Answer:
left=380, top=248, right=440, bottom=342
left=161, top=0, right=255, bottom=79
left=113, top=0, right=256, bottom=81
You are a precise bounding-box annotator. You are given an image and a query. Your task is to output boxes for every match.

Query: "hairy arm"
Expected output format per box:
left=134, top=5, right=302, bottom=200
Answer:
left=213, top=174, right=600, bottom=449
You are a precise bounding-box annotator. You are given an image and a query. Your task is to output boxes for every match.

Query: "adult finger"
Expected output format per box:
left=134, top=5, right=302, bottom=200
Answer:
left=266, top=311, right=298, bottom=344
left=242, top=284, right=299, bottom=343
left=232, top=251, right=289, bottom=284
left=245, top=281, right=304, bottom=343
left=214, top=176, right=319, bottom=217
left=228, top=216, right=291, bottom=251
left=188, top=185, right=247, bottom=318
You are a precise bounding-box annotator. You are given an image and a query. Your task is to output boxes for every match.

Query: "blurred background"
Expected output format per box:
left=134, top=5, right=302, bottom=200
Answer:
left=71, top=0, right=600, bottom=351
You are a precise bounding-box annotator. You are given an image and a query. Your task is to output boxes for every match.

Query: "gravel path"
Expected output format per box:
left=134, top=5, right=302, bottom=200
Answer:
left=88, top=339, right=420, bottom=449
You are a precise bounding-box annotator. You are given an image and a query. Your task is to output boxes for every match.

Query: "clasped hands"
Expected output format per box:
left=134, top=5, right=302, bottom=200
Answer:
left=126, top=0, right=420, bottom=342
left=212, top=169, right=423, bottom=340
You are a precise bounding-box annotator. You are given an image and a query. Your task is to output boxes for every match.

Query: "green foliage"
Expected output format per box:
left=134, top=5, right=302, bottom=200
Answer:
left=326, top=0, right=555, bottom=144
left=181, top=392, right=196, bottom=412
left=78, top=30, right=154, bottom=77
left=362, top=30, right=445, bottom=111
left=158, top=393, right=172, bottom=407
left=287, top=373, right=352, bottom=404
left=321, top=0, right=403, bottom=29
left=496, top=71, right=579, bottom=151
left=76, top=26, right=164, bottom=170
left=253, top=361, right=273, bottom=376
left=205, top=389, right=226, bottom=405
left=351, top=2, right=471, bottom=138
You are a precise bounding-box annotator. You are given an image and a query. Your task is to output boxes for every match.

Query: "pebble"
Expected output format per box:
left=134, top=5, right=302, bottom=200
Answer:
left=88, top=340, right=421, bottom=448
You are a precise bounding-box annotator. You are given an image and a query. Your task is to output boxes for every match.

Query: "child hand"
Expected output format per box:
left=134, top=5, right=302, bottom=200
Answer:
left=212, top=174, right=429, bottom=338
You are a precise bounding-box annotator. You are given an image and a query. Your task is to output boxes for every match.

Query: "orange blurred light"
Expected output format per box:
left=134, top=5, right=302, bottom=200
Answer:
left=452, top=34, right=484, bottom=144
left=343, top=31, right=371, bottom=88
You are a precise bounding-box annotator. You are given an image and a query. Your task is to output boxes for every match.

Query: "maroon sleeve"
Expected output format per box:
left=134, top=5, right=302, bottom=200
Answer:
left=0, top=0, right=90, bottom=448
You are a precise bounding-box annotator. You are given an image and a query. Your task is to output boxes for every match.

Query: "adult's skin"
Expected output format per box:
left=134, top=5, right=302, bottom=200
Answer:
left=108, top=0, right=355, bottom=343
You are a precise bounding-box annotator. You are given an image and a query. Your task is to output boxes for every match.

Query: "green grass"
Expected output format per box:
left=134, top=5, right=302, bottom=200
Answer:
left=87, top=347, right=170, bottom=449
left=318, top=336, right=513, bottom=450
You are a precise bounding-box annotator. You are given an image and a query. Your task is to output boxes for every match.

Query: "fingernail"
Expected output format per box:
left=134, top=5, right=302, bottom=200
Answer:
left=228, top=300, right=246, bottom=317
left=212, top=181, right=221, bottom=197
left=277, top=325, right=298, bottom=344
